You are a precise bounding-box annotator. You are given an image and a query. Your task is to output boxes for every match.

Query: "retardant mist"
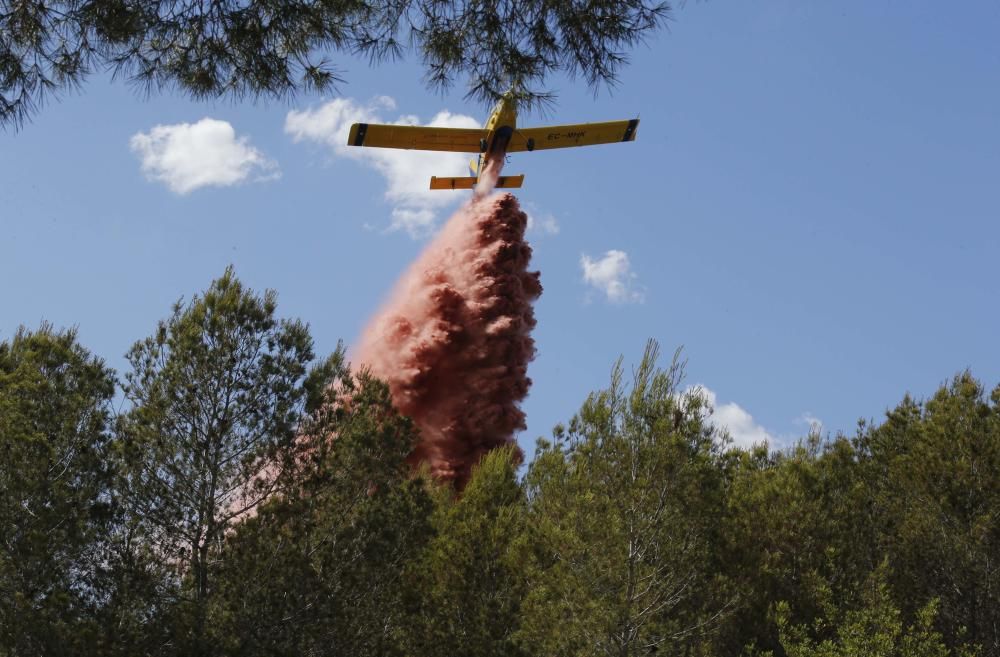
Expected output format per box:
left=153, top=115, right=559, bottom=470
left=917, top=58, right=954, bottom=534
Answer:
left=353, top=169, right=542, bottom=488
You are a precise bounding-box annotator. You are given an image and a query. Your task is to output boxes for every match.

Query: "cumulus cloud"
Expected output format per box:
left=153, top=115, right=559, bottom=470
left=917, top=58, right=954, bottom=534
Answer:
left=285, top=96, right=479, bottom=237
left=580, top=249, right=644, bottom=303
left=130, top=118, right=278, bottom=194
left=681, top=385, right=775, bottom=449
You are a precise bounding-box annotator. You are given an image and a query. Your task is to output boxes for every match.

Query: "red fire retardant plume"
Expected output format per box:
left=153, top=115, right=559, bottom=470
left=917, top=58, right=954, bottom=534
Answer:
left=352, top=166, right=542, bottom=488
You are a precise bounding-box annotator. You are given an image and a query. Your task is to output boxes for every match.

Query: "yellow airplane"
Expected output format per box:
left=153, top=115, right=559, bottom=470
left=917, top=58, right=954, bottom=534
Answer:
left=346, top=90, right=639, bottom=190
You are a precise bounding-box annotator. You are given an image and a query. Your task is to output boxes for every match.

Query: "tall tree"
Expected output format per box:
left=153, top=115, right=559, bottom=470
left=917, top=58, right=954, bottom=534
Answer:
left=210, top=365, right=433, bottom=657
left=858, top=373, right=1000, bottom=657
left=0, top=325, right=116, bottom=656
left=0, top=0, right=671, bottom=128
left=403, top=446, right=528, bottom=657
left=717, top=435, right=879, bottom=655
left=116, top=267, right=328, bottom=655
left=520, top=340, right=728, bottom=657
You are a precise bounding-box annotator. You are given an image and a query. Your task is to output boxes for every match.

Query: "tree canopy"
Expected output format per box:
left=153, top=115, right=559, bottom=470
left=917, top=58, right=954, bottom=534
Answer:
left=0, top=0, right=671, bottom=128
left=114, top=266, right=334, bottom=654
left=1, top=270, right=998, bottom=657
left=0, top=325, right=116, bottom=655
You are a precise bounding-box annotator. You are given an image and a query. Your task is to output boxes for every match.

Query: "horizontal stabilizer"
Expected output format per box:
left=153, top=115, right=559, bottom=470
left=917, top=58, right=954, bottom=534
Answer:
left=430, top=176, right=477, bottom=190
left=429, top=175, right=525, bottom=191
left=495, top=174, right=525, bottom=189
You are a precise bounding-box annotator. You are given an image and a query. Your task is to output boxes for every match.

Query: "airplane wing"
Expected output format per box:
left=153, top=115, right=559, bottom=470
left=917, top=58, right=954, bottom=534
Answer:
left=347, top=123, right=488, bottom=152
left=507, top=119, right=639, bottom=152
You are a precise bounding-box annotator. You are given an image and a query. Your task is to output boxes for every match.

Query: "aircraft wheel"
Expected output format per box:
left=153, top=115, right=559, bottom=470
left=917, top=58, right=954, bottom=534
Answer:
left=479, top=138, right=488, bottom=152
left=526, top=138, right=535, bottom=151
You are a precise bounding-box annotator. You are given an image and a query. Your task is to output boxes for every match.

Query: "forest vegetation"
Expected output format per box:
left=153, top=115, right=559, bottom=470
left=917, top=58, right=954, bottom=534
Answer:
left=2, top=270, right=998, bottom=656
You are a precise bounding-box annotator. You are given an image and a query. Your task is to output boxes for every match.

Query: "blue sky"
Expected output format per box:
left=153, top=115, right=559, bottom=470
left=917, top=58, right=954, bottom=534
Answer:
left=2, top=1, right=998, bottom=452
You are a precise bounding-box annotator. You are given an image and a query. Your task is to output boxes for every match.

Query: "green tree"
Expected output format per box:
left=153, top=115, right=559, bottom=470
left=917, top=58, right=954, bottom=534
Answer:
left=520, top=340, right=728, bottom=657
left=717, top=434, right=878, bottom=655
left=858, top=373, right=1000, bottom=657
left=1, top=0, right=671, bottom=128
left=775, top=563, right=973, bottom=657
left=0, top=325, right=116, bottom=656
left=210, top=364, right=432, bottom=657
left=403, top=446, right=528, bottom=657
left=115, top=267, right=329, bottom=655
left=90, top=505, right=178, bottom=657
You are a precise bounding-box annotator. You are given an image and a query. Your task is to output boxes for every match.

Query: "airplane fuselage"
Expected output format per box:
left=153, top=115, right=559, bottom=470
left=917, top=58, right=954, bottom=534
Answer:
left=476, top=94, right=518, bottom=173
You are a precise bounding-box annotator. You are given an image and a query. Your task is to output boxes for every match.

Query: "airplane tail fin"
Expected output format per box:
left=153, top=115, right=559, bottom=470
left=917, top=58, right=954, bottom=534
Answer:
left=429, top=174, right=525, bottom=190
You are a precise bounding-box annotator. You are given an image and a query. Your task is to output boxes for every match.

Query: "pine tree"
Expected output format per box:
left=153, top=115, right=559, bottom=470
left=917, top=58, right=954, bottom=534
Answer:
left=775, top=563, right=972, bottom=657
left=403, top=447, right=528, bottom=657
left=717, top=434, right=879, bottom=655
left=210, top=365, right=433, bottom=657
left=0, top=0, right=671, bottom=128
left=520, top=340, right=728, bottom=657
left=115, top=267, right=329, bottom=655
left=859, top=373, right=1000, bottom=657
left=0, top=325, right=117, bottom=655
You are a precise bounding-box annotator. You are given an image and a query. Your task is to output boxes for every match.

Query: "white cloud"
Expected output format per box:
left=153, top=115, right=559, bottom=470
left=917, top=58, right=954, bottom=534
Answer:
left=284, top=96, right=479, bottom=237
left=580, top=249, right=644, bottom=303
left=130, top=118, right=278, bottom=194
left=681, top=385, right=775, bottom=449
left=526, top=210, right=560, bottom=235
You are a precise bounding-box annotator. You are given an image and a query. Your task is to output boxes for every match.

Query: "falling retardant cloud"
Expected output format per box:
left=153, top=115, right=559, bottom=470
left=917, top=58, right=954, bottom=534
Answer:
left=130, top=118, right=279, bottom=194
left=681, top=384, right=775, bottom=449
left=284, top=96, right=479, bottom=237
left=352, top=190, right=541, bottom=488
left=580, top=249, right=644, bottom=303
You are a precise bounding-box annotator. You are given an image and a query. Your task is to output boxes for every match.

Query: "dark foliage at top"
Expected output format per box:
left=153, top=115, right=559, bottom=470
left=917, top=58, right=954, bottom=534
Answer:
left=0, top=0, right=670, bottom=128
